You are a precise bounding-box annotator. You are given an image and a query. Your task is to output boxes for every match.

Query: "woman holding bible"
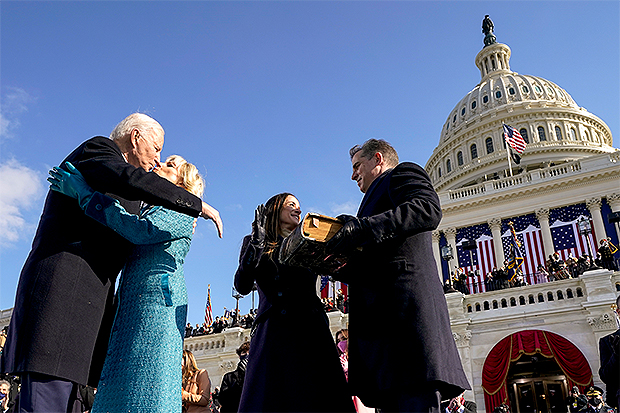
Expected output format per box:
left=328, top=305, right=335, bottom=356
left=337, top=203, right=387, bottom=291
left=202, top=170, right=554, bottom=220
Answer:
left=234, top=192, right=354, bottom=413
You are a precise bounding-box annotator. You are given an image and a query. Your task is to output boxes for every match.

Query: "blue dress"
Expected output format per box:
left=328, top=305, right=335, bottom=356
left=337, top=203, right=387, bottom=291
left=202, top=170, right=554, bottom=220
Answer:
left=84, top=192, right=193, bottom=413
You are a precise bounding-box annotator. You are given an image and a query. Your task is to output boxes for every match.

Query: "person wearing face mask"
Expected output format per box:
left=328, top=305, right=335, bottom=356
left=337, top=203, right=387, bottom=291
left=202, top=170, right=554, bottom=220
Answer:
left=598, top=295, right=620, bottom=410
left=217, top=342, right=250, bottom=413
left=580, top=386, right=614, bottom=413
left=0, top=113, right=223, bottom=413
left=48, top=155, right=206, bottom=412
left=234, top=193, right=355, bottom=413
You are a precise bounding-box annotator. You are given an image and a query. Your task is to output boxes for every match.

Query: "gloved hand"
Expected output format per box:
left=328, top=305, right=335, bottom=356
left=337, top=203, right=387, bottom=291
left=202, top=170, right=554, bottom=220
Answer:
left=48, top=161, right=94, bottom=210
left=250, top=204, right=267, bottom=248
left=325, top=214, right=371, bottom=254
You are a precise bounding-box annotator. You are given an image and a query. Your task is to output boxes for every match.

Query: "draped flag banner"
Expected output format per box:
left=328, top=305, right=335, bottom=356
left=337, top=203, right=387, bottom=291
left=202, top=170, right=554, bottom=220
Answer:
left=319, top=276, right=348, bottom=300
left=203, top=285, right=213, bottom=329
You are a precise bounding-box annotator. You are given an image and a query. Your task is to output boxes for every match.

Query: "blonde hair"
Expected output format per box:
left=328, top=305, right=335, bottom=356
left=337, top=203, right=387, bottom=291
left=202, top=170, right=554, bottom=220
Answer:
left=165, top=155, right=205, bottom=198
left=182, top=349, right=200, bottom=386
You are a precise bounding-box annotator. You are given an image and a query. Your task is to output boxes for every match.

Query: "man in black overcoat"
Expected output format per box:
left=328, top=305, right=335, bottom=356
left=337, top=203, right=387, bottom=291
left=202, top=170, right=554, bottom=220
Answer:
left=0, top=113, right=223, bottom=412
left=327, top=139, right=470, bottom=412
left=599, top=295, right=620, bottom=409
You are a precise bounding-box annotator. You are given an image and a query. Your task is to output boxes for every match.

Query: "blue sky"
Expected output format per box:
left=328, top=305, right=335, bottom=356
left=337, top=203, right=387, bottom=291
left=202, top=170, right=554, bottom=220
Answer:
left=1, top=1, right=618, bottom=326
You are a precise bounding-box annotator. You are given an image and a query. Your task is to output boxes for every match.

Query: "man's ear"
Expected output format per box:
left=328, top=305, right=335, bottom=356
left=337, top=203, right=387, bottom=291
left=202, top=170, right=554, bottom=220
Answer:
left=374, top=152, right=385, bottom=167
left=130, top=129, right=140, bottom=148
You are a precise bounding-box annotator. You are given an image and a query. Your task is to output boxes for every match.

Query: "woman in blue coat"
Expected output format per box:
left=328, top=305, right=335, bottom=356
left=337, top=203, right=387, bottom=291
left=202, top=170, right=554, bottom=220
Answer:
left=49, top=156, right=204, bottom=412
left=234, top=193, right=355, bottom=413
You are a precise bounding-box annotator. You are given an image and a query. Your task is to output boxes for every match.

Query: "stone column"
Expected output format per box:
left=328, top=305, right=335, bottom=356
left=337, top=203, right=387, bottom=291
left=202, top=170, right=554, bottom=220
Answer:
left=586, top=197, right=607, bottom=247
left=488, top=217, right=504, bottom=267
left=535, top=208, right=554, bottom=259
left=444, top=227, right=458, bottom=274
left=432, top=230, right=443, bottom=283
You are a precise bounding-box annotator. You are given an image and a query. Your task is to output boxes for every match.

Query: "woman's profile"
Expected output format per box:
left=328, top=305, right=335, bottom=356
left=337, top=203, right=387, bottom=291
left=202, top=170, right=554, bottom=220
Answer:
left=234, top=193, right=355, bottom=412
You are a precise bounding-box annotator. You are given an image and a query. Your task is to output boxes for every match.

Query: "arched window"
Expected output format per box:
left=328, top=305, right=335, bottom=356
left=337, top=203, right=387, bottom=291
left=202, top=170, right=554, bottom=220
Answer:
left=486, top=137, right=494, bottom=154
left=470, top=144, right=478, bottom=159
left=570, top=128, right=577, bottom=140
left=520, top=128, right=529, bottom=143
left=471, top=101, right=477, bottom=110
left=538, top=126, right=547, bottom=141
left=446, top=159, right=452, bottom=173
left=555, top=126, right=563, bottom=140
left=438, top=167, right=442, bottom=178
left=461, top=107, right=466, bottom=116
left=584, top=130, right=590, bottom=141
left=457, top=151, right=464, bottom=166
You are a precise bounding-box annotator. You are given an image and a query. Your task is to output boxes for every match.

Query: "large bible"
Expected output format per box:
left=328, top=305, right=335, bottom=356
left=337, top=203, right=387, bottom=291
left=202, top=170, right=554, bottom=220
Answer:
left=279, top=213, right=347, bottom=274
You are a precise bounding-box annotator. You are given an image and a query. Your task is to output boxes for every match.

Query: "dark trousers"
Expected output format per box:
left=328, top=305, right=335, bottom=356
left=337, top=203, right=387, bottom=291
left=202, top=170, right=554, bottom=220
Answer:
left=378, top=390, right=441, bottom=413
left=17, top=373, right=81, bottom=413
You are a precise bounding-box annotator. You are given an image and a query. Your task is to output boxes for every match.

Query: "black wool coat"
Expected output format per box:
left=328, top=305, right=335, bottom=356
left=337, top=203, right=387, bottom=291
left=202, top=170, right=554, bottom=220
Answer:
left=599, top=328, right=620, bottom=408
left=234, top=236, right=355, bottom=413
left=336, top=162, right=471, bottom=407
left=1, top=136, right=202, bottom=386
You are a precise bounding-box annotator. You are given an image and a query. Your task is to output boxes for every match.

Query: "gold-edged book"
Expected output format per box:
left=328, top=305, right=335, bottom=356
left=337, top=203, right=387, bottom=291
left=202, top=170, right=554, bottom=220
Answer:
left=279, top=213, right=347, bottom=274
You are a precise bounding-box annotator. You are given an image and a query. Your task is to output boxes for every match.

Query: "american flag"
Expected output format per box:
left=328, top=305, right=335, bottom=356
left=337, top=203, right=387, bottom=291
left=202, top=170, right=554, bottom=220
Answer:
left=549, top=203, right=596, bottom=261
left=503, top=124, right=527, bottom=154
left=456, top=223, right=496, bottom=276
left=500, top=213, right=547, bottom=278
left=505, top=223, right=524, bottom=279
left=203, top=285, right=213, bottom=329
left=319, top=276, right=348, bottom=299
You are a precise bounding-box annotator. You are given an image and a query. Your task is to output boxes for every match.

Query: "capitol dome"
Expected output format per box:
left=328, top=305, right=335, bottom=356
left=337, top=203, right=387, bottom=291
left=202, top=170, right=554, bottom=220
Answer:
left=426, top=22, right=616, bottom=193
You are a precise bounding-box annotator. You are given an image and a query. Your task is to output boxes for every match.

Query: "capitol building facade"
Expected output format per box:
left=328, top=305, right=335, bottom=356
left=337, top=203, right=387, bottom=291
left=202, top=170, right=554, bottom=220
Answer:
left=1, top=16, right=618, bottom=413
left=178, top=19, right=620, bottom=413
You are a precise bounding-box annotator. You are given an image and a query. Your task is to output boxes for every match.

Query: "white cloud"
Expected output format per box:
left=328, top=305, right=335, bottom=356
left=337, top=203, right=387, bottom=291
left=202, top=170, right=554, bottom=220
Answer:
left=330, top=201, right=358, bottom=217
left=0, top=160, right=44, bottom=248
left=0, top=87, right=35, bottom=140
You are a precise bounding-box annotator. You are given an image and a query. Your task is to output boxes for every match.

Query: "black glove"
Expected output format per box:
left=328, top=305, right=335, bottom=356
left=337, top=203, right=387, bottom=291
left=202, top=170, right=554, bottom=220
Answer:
left=250, top=204, right=267, bottom=248
left=325, top=214, right=371, bottom=254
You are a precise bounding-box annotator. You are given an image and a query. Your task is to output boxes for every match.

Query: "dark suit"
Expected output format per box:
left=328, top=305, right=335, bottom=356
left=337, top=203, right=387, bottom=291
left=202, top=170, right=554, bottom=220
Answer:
left=337, top=162, right=470, bottom=409
left=1, top=136, right=202, bottom=388
left=599, top=328, right=620, bottom=408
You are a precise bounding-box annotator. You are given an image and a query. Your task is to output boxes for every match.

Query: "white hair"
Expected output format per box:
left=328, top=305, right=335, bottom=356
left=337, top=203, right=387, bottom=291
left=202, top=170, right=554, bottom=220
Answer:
left=109, top=113, right=164, bottom=142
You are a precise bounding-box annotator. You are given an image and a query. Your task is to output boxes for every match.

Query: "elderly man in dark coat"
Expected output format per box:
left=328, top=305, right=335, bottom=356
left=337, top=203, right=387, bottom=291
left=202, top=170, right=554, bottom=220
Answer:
left=0, top=113, right=223, bottom=412
left=599, top=295, right=620, bottom=410
left=327, top=139, right=470, bottom=412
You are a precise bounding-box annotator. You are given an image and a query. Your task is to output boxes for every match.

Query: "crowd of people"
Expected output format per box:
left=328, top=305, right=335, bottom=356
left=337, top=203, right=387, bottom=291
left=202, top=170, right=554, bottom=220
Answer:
left=447, top=245, right=619, bottom=296
left=185, top=310, right=256, bottom=338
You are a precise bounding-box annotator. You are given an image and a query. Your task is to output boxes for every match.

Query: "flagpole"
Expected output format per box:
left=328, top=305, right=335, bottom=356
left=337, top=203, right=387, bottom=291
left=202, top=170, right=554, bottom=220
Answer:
left=503, top=124, right=513, bottom=177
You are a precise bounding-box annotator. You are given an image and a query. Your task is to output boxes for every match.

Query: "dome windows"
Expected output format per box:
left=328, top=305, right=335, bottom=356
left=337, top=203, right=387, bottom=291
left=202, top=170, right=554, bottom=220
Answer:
left=470, top=144, right=478, bottom=159
left=520, top=128, right=529, bottom=143
left=461, top=107, right=466, bottom=116
left=446, top=159, right=452, bottom=173
left=538, top=126, right=547, bottom=141
left=438, top=167, right=442, bottom=178
left=453, top=114, right=457, bottom=123
left=569, top=128, right=577, bottom=140
left=508, top=87, right=516, bottom=95
left=535, top=85, right=542, bottom=94
left=522, top=85, right=529, bottom=94
left=486, top=137, right=494, bottom=154
left=555, top=126, right=563, bottom=140
left=495, top=91, right=502, bottom=99
left=483, top=95, right=489, bottom=104
left=471, top=101, right=477, bottom=110
left=457, top=151, right=464, bottom=166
